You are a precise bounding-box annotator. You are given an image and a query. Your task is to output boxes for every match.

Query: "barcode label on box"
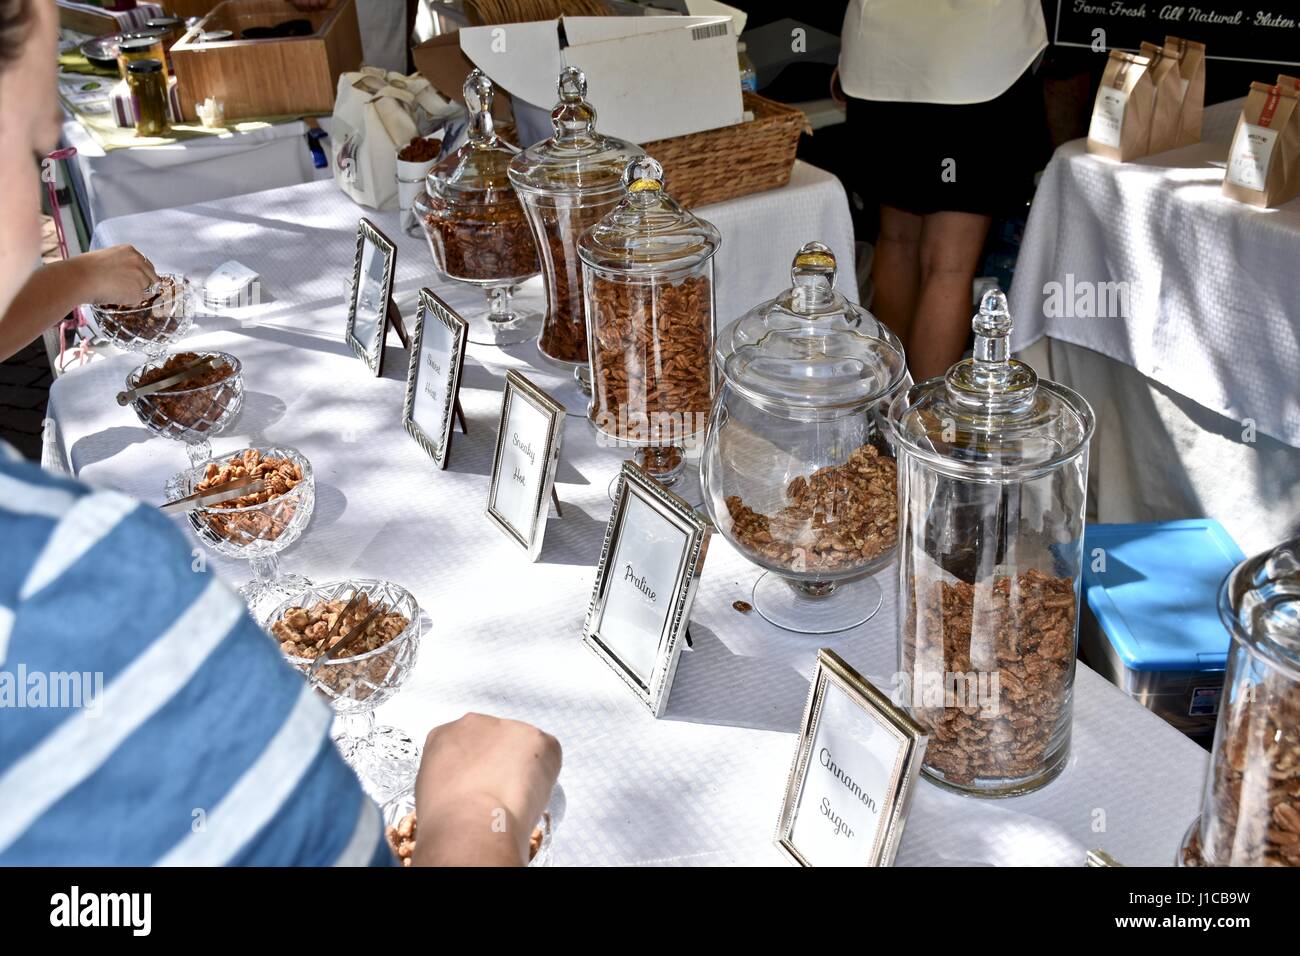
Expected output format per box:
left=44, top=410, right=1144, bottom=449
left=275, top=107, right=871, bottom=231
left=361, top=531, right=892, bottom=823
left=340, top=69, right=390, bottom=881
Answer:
left=691, top=22, right=730, bottom=41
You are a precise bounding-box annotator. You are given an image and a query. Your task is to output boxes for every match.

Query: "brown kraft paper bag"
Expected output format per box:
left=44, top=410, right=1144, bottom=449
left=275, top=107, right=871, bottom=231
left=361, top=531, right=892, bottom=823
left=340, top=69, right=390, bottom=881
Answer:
left=1087, top=51, right=1155, bottom=161
left=1166, top=36, right=1206, bottom=147
left=1141, top=41, right=1184, bottom=154
left=1222, top=82, right=1300, bottom=207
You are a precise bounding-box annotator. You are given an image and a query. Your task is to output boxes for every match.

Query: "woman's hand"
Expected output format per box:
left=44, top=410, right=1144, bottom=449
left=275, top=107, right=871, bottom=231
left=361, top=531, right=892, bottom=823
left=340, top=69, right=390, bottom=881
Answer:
left=412, top=713, right=562, bottom=867
left=76, top=245, right=159, bottom=306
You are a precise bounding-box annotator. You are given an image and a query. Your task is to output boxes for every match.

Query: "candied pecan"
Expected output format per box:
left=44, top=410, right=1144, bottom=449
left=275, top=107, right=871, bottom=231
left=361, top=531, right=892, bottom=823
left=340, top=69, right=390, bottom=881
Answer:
left=398, top=136, right=442, bottom=163
left=270, top=592, right=412, bottom=702
left=192, top=448, right=304, bottom=542
left=385, top=810, right=545, bottom=865
left=421, top=193, right=539, bottom=283
left=901, top=569, right=1077, bottom=788
left=723, top=444, right=898, bottom=574
left=133, top=351, right=237, bottom=433
left=1185, top=666, right=1300, bottom=866
left=534, top=199, right=620, bottom=364
left=587, top=273, right=712, bottom=447
left=99, top=275, right=182, bottom=339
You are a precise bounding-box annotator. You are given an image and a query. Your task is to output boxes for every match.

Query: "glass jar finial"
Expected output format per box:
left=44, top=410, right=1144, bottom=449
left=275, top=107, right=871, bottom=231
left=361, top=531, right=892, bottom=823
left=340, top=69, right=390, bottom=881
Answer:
left=464, top=69, right=496, bottom=144
left=552, top=66, right=596, bottom=140
left=945, top=286, right=1037, bottom=408
left=790, top=241, right=836, bottom=312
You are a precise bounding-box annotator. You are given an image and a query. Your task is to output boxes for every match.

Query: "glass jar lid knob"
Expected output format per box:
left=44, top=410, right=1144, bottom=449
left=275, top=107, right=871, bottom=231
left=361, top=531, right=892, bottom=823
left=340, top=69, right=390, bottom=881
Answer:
left=464, top=69, right=496, bottom=144
left=552, top=66, right=596, bottom=140
left=790, top=241, right=836, bottom=312
left=943, top=288, right=1037, bottom=411
left=623, top=157, right=664, bottom=204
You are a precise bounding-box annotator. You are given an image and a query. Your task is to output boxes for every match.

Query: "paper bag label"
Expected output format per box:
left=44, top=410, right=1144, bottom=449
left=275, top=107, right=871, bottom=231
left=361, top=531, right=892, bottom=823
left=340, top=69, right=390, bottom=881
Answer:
left=1226, top=124, right=1279, bottom=192
left=1089, top=87, right=1129, bottom=149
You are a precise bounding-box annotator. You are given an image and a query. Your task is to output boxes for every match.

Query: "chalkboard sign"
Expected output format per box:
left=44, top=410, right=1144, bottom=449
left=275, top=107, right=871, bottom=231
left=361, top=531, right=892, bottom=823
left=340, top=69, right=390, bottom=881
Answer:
left=1053, top=2, right=1300, bottom=67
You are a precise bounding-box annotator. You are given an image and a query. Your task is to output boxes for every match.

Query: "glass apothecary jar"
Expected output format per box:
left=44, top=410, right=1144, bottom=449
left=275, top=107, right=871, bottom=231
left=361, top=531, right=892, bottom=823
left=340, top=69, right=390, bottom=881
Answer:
left=578, top=157, right=719, bottom=487
left=508, top=67, right=644, bottom=383
left=701, top=242, right=908, bottom=634
left=889, top=290, right=1095, bottom=797
left=1180, top=539, right=1300, bottom=866
left=414, top=69, right=540, bottom=346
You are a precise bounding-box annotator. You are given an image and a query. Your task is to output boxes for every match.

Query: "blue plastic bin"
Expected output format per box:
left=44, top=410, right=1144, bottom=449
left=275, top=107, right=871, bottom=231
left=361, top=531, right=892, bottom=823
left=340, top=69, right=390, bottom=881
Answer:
left=1079, top=519, right=1245, bottom=740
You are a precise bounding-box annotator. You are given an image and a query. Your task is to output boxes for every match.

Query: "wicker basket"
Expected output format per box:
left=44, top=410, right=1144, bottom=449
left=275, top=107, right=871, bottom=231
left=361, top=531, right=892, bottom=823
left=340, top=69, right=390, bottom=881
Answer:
left=643, top=93, right=811, bottom=210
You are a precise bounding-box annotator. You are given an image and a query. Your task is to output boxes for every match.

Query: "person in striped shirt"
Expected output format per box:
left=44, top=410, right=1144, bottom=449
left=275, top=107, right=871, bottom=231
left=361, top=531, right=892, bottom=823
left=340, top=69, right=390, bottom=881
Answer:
left=0, top=0, right=560, bottom=868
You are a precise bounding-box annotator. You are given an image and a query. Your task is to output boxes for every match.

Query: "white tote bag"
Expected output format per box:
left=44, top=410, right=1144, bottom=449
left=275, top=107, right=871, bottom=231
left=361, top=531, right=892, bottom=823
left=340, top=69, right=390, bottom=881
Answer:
left=331, top=67, right=461, bottom=211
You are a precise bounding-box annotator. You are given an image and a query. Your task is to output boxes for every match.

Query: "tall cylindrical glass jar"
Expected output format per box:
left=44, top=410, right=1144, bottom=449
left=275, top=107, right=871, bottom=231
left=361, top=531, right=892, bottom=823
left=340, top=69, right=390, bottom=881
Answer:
left=702, top=242, right=909, bottom=634
left=508, top=67, right=644, bottom=387
left=578, top=157, right=719, bottom=487
left=889, top=290, right=1095, bottom=796
left=1181, top=539, right=1300, bottom=866
left=413, top=70, right=540, bottom=346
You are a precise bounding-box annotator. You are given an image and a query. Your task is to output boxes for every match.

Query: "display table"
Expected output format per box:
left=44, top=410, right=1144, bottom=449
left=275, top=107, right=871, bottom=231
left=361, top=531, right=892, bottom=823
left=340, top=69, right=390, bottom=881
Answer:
left=61, top=116, right=334, bottom=231
left=1009, top=99, right=1300, bottom=554
left=46, top=164, right=1208, bottom=866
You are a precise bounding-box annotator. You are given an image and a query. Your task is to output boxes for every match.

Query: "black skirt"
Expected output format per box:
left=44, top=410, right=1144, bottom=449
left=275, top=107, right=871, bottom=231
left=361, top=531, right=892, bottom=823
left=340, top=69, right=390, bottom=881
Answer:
left=845, top=65, right=1050, bottom=218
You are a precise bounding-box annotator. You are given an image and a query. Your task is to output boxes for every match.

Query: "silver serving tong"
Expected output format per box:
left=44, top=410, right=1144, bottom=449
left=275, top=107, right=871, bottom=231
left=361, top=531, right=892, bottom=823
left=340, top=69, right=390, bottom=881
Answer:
left=117, top=355, right=219, bottom=406
left=158, top=476, right=267, bottom=515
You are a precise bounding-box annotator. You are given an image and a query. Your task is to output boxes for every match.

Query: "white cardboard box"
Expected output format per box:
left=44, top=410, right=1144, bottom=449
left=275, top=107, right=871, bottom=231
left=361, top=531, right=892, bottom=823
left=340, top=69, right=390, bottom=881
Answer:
left=457, top=15, right=743, bottom=145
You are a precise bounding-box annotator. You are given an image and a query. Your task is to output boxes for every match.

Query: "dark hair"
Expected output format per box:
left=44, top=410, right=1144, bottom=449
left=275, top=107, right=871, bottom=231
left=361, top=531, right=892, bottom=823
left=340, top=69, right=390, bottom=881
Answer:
left=0, top=0, right=30, bottom=72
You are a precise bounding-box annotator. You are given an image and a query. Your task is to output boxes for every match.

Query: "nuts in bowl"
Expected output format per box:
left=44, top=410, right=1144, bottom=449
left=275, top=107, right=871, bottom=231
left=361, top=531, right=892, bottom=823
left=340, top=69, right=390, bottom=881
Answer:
left=127, top=351, right=243, bottom=448
left=168, top=446, right=315, bottom=558
left=265, top=579, right=421, bottom=712
left=91, top=274, right=195, bottom=356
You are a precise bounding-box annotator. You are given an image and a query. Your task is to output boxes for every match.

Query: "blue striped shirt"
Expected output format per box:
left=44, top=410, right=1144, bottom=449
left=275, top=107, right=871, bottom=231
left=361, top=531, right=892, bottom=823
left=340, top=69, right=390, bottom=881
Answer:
left=0, top=445, right=394, bottom=866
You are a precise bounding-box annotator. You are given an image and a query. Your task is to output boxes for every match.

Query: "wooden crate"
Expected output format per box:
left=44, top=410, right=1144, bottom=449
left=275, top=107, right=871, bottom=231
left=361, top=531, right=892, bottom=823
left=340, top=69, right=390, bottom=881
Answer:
left=159, top=0, right=224, bottom=18
left=171, top=0, right=362, bottom=122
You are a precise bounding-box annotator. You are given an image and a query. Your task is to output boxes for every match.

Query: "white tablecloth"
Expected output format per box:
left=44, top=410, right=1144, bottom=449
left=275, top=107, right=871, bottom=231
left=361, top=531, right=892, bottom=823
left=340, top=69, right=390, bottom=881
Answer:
left=1009, top=99, right=1300, bottom=449
left=47, top=165, right=1208, bottom=866
left=62, top=117, right=334, bottom=230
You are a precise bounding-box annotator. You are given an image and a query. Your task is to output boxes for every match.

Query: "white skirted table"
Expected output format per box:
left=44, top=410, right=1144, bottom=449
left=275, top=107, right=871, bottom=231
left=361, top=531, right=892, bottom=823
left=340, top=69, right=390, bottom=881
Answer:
left=1008, top=99, right=1300, bottom=555
left=46, top=164, right=1208, bottom=866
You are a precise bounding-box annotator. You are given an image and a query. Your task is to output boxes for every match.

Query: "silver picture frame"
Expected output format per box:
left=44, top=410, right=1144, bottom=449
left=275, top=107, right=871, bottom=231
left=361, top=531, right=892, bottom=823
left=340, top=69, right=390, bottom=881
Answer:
left=486, top=370, right=565, bottom=561
left=775, top=649, right=928, bottom=867
left=345, top=217, right=397, bottom=378
left=402, top=289, right=468, bottom=470
left=582, top=461, right=711, bottom=718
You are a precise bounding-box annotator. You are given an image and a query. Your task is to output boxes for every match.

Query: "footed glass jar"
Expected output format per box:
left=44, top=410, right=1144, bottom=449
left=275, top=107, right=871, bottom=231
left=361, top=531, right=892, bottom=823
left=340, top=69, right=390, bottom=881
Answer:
left=702, top=242, right=908, bottom=634
left=579, top=157, right=719, bottom=487
left=414, top=69, right=540, bottom=346
left=508, top=67, right=644, bottom=384
left=889, top=290, right=1095, bottom=797
left=1180, top=539, right=1300, bottom=866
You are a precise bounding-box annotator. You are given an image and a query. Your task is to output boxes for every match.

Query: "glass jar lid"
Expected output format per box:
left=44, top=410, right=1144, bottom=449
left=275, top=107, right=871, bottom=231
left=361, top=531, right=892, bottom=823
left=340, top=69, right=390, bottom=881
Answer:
left=1220, top=538, right=1300, bottom=679
left=713, top=242, right=906, bottom=412
left=507, top=66, right=645, bottom=196
left=889, top=289, right=1094, bottom=476
left=425, top=70, right=519, bottom=204
left=577, top=158, right=720, bottom=274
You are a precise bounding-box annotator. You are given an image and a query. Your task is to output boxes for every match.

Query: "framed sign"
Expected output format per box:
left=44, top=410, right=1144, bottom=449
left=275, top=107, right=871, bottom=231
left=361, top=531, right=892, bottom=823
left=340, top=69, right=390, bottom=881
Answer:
left=403, top=288, right=469, bottom=469
left=1052, top=2, right=1300, bottom=67
left=776, top=649, right=927, bottom=867
left=582, top=461, right=712, bottom=718
left=487, top=370, right=565, bottom=561
left=345, top=218, right=398, bottom=377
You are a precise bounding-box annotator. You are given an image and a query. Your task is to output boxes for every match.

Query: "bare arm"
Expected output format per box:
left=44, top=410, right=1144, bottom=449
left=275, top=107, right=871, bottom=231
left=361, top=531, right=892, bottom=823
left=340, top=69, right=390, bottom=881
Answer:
left=0, top=246, right=157, bottom=362
left=412, top=713, right=562, bottom=867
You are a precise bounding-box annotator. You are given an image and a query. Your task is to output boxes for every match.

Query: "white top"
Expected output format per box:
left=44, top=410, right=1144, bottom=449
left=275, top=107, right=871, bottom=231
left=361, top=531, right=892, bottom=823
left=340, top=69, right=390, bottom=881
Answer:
left=839, top=0, right=1048, bottom=104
